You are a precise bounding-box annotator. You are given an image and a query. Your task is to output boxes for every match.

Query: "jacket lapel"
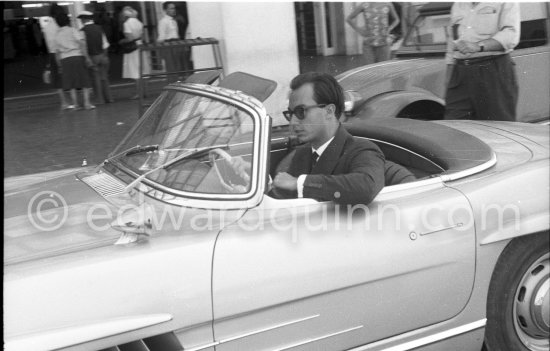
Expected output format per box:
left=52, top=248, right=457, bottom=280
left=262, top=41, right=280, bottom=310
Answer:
left=311, top=124, right=349, bottom=175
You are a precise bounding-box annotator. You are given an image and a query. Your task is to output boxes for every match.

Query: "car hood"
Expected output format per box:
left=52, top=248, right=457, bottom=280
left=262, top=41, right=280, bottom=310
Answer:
left=4, top=167, right=121, bottom=265
left=336, top=58, right=446, bottom=99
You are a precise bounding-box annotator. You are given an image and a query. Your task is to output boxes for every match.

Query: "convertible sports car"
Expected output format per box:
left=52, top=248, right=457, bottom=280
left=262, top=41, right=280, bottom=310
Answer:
left=4, top=75, right=549, bottom=351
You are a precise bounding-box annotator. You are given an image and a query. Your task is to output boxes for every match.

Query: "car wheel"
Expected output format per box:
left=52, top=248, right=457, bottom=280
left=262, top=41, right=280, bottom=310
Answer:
left=485, top=233, right=549, bottom=351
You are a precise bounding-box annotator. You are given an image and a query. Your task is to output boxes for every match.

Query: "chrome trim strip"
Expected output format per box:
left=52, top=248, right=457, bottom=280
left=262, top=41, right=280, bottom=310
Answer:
left=379, top=177, right=442, bottom=195
left=185, top=341, right=219, bottom=351
left=439, top=152, right=497, bottom=182
left=219, top=314, right=320, bottom=344
left=358, top=136, right=497, bottom=183
left=185, top=315, right=320, bottom=351
left=348, top=319, right=486, bottom=351
left=420, top=223, right=463, bottom=236
left=275, top=325, right=364, bottom=351
left=337, top=59, right=423, bottom=81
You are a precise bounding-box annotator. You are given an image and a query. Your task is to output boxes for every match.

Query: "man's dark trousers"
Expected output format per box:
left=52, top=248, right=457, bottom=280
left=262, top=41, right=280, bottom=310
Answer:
left=444, top=54, right=518, bottom=121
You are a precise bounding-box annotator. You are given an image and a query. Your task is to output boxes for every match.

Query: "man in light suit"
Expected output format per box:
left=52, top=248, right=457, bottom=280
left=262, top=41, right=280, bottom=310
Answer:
left=272, top=72, right=385, bottom=205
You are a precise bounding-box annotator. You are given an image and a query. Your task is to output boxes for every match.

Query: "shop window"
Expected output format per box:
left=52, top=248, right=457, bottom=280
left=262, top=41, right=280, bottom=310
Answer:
left=516, top=19, right=548, bottom=49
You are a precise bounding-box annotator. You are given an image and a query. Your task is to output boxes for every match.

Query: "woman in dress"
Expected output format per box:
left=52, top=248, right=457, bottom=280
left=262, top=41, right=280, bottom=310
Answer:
left=53, top=12, right=95, bottom=110
left=120, top=6, right=150, bottom=99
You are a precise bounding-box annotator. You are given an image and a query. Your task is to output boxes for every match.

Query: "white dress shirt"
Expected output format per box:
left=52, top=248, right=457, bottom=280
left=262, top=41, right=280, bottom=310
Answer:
left=157, top=14, right=179, bottom=42
left=297, top=137, right=335, bottom=198
left=445, top=2, right=520, bottom=63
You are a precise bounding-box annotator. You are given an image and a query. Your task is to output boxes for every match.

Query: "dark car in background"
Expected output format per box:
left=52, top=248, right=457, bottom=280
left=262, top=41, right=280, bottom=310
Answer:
left=338, top=2, right=550, bottom=123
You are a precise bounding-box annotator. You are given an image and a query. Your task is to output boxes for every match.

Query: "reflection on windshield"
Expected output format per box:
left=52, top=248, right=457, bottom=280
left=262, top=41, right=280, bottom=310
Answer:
left=405, top=14, right=450, bottom=47
left=112, top=90, right=255, bottom=195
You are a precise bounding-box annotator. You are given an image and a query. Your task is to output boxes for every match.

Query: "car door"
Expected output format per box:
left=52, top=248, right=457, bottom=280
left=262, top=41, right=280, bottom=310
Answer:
left=211, top=180, right=476, bottom=350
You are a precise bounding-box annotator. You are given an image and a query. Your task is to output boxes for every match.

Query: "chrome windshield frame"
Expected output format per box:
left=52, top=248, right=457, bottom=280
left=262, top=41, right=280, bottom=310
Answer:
left=107, top=83, right=271, bottom=210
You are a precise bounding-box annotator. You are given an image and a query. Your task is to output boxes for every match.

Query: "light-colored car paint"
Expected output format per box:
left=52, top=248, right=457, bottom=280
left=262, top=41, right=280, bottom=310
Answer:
left=4, top=83, right=549, bottom=351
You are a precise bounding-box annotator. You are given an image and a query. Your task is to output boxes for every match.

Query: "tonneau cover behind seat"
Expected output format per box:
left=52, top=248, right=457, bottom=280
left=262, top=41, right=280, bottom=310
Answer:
left=345, top=118, right=494, bottom=174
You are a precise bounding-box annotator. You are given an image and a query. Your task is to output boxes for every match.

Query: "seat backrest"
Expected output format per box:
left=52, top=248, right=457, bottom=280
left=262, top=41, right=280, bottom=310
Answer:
left=384, top=160, right=416, bottom=186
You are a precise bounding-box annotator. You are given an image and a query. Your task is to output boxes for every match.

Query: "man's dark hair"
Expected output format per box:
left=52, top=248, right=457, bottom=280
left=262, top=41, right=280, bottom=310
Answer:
left=163, top=2, right=176, bottom=11
left=290, top=72, right=345, bottom=117
left=54, top=12, right=70, bottom=27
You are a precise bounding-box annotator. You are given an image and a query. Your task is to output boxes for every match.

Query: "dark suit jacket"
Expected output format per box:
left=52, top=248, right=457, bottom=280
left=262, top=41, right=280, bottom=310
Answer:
left=285, top=124, right=385, bottom=205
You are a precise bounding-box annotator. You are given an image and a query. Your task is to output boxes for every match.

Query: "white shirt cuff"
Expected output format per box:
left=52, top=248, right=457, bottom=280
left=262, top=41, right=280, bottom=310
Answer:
left=297, top=175, right=307, bottom=198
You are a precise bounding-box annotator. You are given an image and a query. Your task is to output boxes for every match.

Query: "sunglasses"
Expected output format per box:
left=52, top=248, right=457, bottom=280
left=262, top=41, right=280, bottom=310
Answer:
left=283, top=104, right=327, bottom=121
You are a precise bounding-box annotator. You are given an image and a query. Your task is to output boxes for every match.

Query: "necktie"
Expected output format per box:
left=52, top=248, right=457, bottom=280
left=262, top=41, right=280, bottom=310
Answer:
left=311, top=151, right=319, bottom=168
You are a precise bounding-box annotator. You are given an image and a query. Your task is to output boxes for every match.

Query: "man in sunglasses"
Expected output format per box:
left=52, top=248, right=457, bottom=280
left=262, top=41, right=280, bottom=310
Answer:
left=271, top=72, right=385, bottom=205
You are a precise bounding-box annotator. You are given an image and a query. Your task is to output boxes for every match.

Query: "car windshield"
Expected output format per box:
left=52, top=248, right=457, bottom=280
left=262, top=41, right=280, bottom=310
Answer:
left=111, top=89, right=256, bottom=195
left=404, top=14, right=450, bottom=47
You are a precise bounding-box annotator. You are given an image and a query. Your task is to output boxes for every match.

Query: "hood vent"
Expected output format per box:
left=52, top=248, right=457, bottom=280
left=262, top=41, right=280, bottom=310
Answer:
left=98, top=332, right=182, bottom=351
left=81, top=172, right=127, bottom=198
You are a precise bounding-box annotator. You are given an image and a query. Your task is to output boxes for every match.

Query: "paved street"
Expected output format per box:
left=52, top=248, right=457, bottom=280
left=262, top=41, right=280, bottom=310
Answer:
left=4, top=98, right=139, bottom=177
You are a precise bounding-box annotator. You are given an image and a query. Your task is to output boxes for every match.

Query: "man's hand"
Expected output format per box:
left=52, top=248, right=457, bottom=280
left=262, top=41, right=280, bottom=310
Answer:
left=229, top=156, right=251, bottom=181
left=454, top=40, right=481, bottom=54
left=273, top=172, right=298, bottom=191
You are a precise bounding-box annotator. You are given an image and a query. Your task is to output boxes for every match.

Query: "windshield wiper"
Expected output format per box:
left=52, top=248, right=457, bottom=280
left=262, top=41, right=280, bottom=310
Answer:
left=126, top=144, right=159, bottom=157
left=104, top=144, right=159, bottom=165
left=124, top=144, right=229, bottom=191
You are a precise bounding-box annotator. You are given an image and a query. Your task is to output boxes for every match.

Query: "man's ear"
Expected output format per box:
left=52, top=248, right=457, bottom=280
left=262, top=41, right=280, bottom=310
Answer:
left=325, top=104, right=336, bottom=118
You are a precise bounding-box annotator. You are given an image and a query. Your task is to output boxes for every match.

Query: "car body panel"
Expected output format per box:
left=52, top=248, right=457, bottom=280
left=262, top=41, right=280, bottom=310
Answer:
left=436, top=121, right=549, bottom=244
left=4, top=171, right=249, bottom=350
left=212, top=186, right=476, bottom=350
left=356, top=90, right=445, bottom=121
left=4, top=171, right=119, bottom=265
left=3, top=80, right=549, bottom=351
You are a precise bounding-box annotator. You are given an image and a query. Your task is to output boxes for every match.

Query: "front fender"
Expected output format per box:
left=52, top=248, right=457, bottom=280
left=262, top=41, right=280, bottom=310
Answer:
left=352, top=90, right=445, bottom=120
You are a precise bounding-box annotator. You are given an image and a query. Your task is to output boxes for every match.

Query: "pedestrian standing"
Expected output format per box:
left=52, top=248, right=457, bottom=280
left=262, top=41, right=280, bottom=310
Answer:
left=444, top=3, right=520, bottom=121
left=54, top=12, right=95, bottom=110
left=42, top=5, right=70, bottom=110
left=157, top=1, right=185, bottom=81
left=120, top=6, right=150, bottom=99
left=78, top=11, right=113, bottom=104
left=346, top=2, right=400, bottom=65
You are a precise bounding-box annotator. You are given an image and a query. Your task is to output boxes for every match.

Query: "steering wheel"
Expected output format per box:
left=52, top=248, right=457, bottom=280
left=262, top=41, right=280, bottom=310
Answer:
left=208, top=148, right=251, bottom=193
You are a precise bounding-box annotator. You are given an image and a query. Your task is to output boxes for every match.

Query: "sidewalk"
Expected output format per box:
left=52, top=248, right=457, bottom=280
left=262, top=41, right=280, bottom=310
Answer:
left=3, top=53, right=366, bottom=105
left=3, top=52, right=126, bottom=99
left=3, top=52, right=166, bottom=113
